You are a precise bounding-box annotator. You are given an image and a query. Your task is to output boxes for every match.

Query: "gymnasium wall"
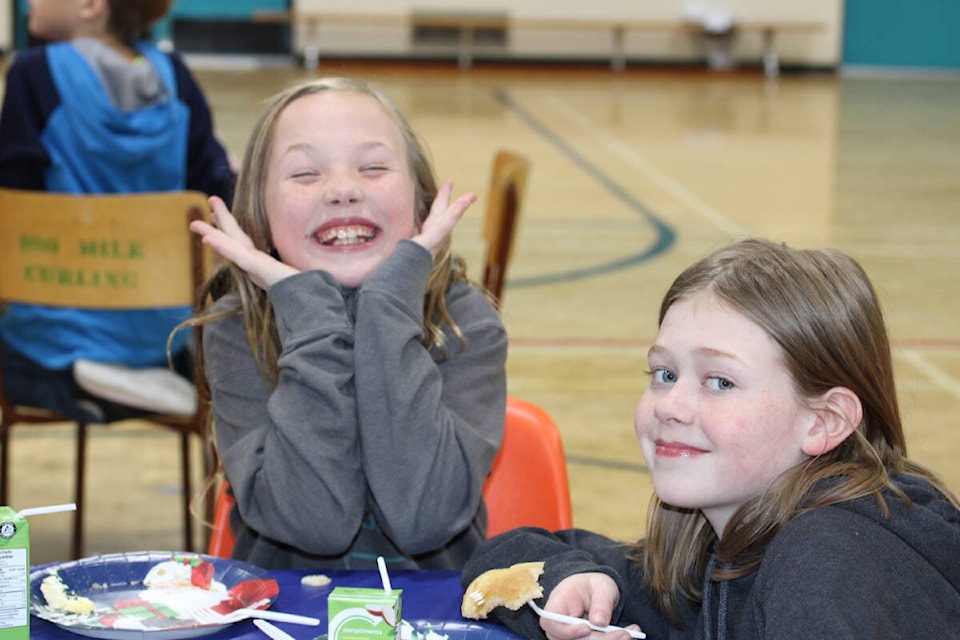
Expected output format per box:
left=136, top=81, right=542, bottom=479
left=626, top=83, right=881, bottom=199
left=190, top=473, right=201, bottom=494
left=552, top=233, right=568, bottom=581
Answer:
left=0, top=0, right=840, bottom=68
left=289, top=0, right=842, bottom=68
left=4, top=1, right=960, bottom=71
left=842, top=0, right=960, bottom=71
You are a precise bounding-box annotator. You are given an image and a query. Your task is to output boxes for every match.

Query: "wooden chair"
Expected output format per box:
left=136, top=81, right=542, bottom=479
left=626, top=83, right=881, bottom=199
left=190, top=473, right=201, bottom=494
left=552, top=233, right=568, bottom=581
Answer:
left=482, top=150, right=530, bottom=304
left=0, top=187, right=217, bottom=559
left=207, top=396, right=571, bottom=557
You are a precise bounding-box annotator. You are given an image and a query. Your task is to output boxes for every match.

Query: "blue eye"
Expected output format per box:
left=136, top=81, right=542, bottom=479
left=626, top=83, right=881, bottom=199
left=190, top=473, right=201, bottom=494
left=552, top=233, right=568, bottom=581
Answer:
left=650, top=368, right=677, bottom=384
left=706, top=376, right=735, bottom=391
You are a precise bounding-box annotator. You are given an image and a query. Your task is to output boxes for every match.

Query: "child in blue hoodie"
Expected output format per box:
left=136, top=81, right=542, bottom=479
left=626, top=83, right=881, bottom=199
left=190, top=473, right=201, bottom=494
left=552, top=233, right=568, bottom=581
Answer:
left=0, top=0, right=235, bottom=423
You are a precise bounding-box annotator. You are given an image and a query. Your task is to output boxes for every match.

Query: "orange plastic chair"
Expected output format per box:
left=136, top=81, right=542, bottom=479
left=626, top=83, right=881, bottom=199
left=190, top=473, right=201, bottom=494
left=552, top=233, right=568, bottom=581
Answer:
left=483, top=396, right=572, bottom=537
left=207, top=479, right=236, bottom=558
left=206, top=396, right=572, bottom=557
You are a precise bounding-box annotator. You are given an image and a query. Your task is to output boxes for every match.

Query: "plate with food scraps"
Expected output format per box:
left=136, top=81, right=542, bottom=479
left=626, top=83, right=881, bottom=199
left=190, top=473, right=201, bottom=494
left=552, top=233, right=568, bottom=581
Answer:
left=400, top=619, right=525, bottom=640
left=31, top=550, right=279, bottom=640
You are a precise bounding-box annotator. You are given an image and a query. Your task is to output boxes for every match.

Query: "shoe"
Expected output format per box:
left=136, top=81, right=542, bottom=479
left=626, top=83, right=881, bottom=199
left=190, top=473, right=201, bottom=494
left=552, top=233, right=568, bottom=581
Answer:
left=72, top=360, right=197, bottom=416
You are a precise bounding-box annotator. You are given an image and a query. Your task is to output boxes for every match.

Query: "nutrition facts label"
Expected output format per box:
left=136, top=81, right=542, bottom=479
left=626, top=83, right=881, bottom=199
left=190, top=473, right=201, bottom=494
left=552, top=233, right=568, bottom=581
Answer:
left=0, top=547, right=28, bottom=628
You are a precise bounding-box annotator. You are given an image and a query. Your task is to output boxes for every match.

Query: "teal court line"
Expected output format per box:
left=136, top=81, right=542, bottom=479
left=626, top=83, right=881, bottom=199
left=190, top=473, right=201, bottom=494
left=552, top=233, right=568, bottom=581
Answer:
left=491, top=88, right=677, bottom=290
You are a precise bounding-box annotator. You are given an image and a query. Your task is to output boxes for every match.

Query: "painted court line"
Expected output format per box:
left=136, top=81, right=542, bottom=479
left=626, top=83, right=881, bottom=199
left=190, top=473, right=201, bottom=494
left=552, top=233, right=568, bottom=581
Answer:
left=900, top=349, right=960, bottom=400
left=491, top=88, right=675, bottom=291
left=540, top=93, right=750, bottom=239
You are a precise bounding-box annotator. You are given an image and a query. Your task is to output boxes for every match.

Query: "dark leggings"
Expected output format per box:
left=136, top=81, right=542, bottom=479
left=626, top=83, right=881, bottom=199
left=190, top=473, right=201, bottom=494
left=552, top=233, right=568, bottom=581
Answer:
left=0, top=336, right=194, bottom=425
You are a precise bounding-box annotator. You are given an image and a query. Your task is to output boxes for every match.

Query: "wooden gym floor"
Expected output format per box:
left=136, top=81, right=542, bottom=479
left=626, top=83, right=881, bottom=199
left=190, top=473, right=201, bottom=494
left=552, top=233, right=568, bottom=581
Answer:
left=3, top=59, right=958, bottom=566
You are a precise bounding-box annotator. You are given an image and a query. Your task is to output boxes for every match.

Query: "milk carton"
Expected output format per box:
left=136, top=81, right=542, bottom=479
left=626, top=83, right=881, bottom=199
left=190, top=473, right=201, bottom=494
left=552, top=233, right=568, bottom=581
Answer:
left=328, top=586, right=402, bottom=640
left=0, top=506, right=30, bottom=640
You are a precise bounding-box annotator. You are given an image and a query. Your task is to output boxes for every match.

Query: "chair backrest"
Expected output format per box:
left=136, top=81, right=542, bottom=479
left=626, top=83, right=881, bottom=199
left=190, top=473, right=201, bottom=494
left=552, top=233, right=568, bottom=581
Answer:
left=482, top=396, right=572, bottom=537
left=207, top=396, right=572, bottom=557
left=0, top=188, right=210, bottom=419
left=0, top=188, right=216, bottom=555
left=482, top=150, right=530, bottom=303
left=0, top=188, right=209, bottom=310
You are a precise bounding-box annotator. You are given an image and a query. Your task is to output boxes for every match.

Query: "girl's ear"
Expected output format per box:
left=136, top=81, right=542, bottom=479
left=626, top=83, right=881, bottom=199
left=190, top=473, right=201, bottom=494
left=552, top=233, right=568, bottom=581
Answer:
left=801, top=387, right=863, bottom=456
left=80, top=0, right=107, bottom=20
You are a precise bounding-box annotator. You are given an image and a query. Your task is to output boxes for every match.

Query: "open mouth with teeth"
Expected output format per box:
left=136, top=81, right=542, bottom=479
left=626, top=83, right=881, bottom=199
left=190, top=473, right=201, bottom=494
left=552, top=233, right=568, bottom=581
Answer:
left=316, top=224, right=378, bottom=246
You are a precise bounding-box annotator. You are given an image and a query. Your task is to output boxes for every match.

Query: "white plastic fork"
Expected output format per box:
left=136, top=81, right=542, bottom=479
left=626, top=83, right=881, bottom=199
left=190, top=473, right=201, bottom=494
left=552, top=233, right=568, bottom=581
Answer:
left=192, top=606, right=320, bottom=627
left=527, top=600, right=646, bottom=639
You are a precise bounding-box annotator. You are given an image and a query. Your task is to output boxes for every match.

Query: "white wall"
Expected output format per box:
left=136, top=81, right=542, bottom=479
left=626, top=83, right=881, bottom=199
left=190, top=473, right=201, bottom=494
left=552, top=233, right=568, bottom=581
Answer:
left=292, top=0, right=842, bottom=67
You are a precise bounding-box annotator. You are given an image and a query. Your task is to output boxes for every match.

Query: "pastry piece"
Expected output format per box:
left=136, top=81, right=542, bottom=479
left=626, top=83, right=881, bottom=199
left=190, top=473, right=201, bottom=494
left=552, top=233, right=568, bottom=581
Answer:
left=40, top=575, right=95, bottom=614
left=461, top=561, right=545, bottom=619
left=301, top=573, right=332, bottom=587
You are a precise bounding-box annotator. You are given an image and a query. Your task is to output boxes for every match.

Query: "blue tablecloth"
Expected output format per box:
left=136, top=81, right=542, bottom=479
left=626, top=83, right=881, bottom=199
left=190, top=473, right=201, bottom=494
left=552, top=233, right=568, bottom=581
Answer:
left=30, top=569, right=521, bottom=640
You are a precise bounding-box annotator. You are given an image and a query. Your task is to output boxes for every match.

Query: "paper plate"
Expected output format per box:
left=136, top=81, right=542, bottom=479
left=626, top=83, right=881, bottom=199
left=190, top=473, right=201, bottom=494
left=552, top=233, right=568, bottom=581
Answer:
left=402, top=619, right=526, bottom=640
left=31, top=551, right=278, bottom=640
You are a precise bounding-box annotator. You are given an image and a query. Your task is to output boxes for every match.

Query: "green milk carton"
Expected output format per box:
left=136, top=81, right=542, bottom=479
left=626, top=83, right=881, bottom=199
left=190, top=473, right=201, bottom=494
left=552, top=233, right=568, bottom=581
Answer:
left=328, top=586, right=402, bottom=640
left=0, top=506, right=30, bottom=640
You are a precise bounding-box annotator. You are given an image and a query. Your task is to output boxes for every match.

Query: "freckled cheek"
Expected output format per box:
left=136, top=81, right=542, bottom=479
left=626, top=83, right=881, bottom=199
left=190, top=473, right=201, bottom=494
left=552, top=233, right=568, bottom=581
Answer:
left=263, top=180, right=287, bottom=227
left=633, top=393, right=656, bottom=442
left=395, top=216, right=417, bottom=240
left=377, top=186, right=418, bottom=239
left=708, top=415, right=755, bottom=451
left=633, top=416, right=662, bottom=471
left=266, top=187, right=314, bottom=230
left=710, top=418, right=781, bottom=484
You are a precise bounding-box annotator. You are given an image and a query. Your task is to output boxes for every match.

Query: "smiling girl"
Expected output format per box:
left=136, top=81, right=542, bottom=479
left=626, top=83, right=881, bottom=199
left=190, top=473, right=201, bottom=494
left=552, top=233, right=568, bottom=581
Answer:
left=462, top=238, right=960, bottom=640
left=188, top=77, right=508, bottom=570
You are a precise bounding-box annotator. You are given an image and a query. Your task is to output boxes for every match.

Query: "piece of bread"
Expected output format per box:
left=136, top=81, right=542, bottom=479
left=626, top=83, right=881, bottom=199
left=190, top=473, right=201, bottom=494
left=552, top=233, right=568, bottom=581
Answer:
left=461, top=561, right=545, bottom=619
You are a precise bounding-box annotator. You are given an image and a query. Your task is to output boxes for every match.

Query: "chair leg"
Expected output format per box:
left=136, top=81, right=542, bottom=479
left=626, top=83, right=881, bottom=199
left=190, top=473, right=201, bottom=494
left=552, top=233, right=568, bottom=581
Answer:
left=204, top=437, right=217, bottom=549
left=180, top=431, right=193, bottom=552
left=73, top=422, right=87, bottom=560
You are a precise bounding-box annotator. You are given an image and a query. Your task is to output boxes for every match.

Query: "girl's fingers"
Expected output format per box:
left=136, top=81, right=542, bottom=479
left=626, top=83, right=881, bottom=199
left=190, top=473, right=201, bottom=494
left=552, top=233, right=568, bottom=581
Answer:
left=188, top=218, right=216, bottom=238
left=540, top=620, right=591, bottom=640
left=195, top=197, right=299, bottom=289
left=415, top=181, right=476, bottom=254
left=207, top=197, right=256, bottom=249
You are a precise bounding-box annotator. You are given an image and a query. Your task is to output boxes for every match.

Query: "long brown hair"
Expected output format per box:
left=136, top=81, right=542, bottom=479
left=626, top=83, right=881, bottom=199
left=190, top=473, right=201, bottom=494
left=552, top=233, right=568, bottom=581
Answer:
left=634, top=238, right=959, bottom=622
left=193, top=77, right=470, bottom=385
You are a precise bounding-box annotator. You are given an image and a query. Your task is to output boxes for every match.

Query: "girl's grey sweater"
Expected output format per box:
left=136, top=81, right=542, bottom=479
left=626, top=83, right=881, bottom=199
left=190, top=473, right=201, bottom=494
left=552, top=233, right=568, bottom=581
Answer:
left=204, top=240, right=508, bottom=570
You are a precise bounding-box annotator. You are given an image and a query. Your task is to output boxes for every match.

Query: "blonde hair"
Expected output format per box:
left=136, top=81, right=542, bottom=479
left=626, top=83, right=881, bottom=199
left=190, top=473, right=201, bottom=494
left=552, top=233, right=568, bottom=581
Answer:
left=195, top=77, right=470, bottom=385
left=633, top=238, right=960, bottom=622
left=107, top=0, right=172, bottom=43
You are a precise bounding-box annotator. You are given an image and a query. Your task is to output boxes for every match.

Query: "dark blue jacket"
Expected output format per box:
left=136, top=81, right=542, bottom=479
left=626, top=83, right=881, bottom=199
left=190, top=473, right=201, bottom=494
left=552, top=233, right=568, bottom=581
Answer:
left=0, top=40, right=234, bottom=368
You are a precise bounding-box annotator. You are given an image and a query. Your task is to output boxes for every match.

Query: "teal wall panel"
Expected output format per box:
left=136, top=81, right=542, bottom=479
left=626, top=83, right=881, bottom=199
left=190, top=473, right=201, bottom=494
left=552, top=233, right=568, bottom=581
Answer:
left=843, top=0, right=960, bottom=69
left=13, top=0, right=289, bottom=48
left=169, top=0, right=287, bottom=19
left=156, top=0, right=289, bottom=43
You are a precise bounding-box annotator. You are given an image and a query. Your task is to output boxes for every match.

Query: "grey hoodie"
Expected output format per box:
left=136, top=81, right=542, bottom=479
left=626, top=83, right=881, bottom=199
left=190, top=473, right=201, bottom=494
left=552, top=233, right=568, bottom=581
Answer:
left=204, top=241, right=508, bottom=571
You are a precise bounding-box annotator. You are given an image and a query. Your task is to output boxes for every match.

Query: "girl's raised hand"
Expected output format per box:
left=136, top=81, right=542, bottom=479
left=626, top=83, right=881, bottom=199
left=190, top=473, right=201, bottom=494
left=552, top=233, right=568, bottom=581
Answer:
left=413, top=180, right=476, bottom=257
left=190, top=196, right=298, bottom=290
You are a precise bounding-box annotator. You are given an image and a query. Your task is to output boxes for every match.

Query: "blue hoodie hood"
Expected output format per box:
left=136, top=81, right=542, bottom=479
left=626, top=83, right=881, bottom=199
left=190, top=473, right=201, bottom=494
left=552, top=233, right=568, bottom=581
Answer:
left=41, top=40, right=188, bottom=194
